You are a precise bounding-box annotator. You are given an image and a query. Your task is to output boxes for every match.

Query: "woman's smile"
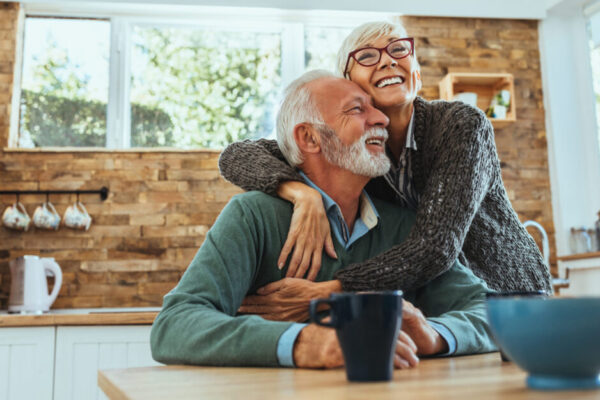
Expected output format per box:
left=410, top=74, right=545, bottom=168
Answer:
left=374, top=75, right=406, bottom=89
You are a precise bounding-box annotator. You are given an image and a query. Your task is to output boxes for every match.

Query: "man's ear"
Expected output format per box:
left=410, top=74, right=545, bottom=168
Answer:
left=294, top=123, right=321, bottom=154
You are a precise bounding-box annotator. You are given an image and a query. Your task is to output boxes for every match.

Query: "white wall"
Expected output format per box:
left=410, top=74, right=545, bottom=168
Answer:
left=540, top=0, right=600, bottom=255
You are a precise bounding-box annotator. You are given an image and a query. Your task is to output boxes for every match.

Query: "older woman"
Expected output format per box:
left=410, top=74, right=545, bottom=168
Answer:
left=218, top=21, right=551, bottom=298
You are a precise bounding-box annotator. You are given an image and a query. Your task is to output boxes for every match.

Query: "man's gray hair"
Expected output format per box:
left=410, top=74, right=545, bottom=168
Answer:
left=276, top=69, right=336, bottom=167
left=336, top=20, right=419, bottom=79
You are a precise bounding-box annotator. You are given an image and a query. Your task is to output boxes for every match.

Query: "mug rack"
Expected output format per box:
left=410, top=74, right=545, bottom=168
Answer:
left=0, top=186, right=109, bottom=201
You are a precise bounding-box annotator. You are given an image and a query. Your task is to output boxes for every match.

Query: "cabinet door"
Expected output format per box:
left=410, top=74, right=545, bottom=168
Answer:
left=54, top=325, right=161, bottom=400
left=558, top=256, right=600, bottom=296
left=0, top=327, right=55, bottom=400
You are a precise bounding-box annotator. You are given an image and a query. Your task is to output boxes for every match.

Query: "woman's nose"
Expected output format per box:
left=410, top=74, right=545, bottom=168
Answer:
left=377, top=50, right=397, bottom=70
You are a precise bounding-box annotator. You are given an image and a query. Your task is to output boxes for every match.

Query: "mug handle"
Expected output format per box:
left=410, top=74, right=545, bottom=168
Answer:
left=309, top=298, right=336, bottom=328
left=46, top=201, right=58, bottom=215
left=76, top=201, right=89, bottom=217
left=16, top=202, right=31, bottom=231
left=77, top=201, right=92, bottom=231
left=16, top=202, right=29, bottom=217
left=46, top=202, right=61, bottom=230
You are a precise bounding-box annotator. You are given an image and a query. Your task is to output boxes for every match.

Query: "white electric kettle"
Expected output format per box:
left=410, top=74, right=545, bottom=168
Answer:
left=8, top=255, right=63, bottom=314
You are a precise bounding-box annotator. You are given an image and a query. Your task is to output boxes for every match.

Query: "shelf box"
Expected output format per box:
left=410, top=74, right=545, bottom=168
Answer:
left=438, top=72, right=516, bottom=128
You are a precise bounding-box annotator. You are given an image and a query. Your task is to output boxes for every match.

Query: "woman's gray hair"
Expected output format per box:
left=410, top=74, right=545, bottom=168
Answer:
left=336, top=20, right=419, bottom=79
left=276, top=69, right=335, bottom=167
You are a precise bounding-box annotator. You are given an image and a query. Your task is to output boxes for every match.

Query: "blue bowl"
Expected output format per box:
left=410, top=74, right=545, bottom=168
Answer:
left=486, top=296, right=600, bottom=390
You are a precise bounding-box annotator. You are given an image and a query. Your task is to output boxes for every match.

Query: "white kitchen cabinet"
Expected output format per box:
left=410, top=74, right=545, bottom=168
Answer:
left=54, top=325, right=160, bottom=400
left=0, top=327, right=55, bottom=400
left=557, top=253, right=600, bottom=296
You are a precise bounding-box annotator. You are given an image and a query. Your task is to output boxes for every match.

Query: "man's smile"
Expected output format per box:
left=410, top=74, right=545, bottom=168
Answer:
left=365, top=136, right=386, bottom=152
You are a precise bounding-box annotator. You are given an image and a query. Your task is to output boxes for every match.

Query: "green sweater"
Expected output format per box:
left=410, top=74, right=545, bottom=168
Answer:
left=150, top=191, right=496, bottom=367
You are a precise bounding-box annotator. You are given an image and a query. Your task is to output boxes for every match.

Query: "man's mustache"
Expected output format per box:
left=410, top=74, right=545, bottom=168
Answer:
left=361, top=127, right=389, bottom=144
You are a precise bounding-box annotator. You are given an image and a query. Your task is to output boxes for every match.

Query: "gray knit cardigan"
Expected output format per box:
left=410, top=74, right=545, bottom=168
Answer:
left=218, top=97, right=552, bottom=293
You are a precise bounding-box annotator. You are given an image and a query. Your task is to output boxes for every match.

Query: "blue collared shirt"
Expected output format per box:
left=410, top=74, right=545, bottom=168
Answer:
left=383, top=110, right=420, bottom=210
left=276, top=170, right=456, bottom=367
left=300, top=172, right=380, bottom=249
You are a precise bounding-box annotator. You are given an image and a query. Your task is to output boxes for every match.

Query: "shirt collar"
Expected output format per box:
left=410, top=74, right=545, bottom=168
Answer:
left=405, top=110, right=418, bottom=151
left=385, top=110, right=417, bottom=162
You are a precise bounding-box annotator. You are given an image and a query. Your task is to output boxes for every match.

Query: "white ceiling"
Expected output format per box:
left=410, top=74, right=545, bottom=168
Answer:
left=3, top=0, right=590, bottom=19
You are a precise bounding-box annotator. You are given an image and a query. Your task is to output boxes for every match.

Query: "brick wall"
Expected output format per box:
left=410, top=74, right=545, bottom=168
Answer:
left=0, top=4, right=554, bottom=308
left=400, top=16, right=553, bottom=251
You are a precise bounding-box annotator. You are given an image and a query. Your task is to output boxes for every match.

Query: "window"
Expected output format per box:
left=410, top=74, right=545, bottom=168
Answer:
left=304, top=26, right=352, bottom=71
left=588, top=9, right=600, bottom=154
left=14, top=7, right=386, bottom=150
left=19, top=17, right=110, bottom=148
left=129, top=25, right=281, bottom=148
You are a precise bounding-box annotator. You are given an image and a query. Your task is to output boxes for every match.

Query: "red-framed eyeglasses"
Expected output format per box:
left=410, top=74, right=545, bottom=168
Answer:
left=344, top=38, right=415, bottom=78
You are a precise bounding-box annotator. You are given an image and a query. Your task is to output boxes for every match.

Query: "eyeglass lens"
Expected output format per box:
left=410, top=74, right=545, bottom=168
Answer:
left=354, top=40, right=412, bottom=66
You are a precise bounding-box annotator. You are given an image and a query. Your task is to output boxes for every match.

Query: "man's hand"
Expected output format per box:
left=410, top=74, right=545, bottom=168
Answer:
left=238, top=278, right=342, bottom=322
left=394, top=330, right=420, bottom=369
left=293, top=323, right=343, bottom=368
left=401, top=300, right=448, bottom=356
left=295, top=324, right=420, bottom=370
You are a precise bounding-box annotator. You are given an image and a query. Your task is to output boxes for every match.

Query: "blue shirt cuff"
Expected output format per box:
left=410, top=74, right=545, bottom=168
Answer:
left=276, top=323, right=308, bottom=367
left=428, top=321, right=457, bottom=356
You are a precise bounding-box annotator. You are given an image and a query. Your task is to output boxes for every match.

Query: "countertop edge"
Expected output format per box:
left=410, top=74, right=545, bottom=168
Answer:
left=0, top=312, right=159, bottom=327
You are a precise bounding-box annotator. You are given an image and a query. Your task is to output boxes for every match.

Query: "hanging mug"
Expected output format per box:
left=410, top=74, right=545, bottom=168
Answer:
left=64, top=201, right=92, bottom=231
left=2, top=202, right=31, bottom=231
left=33, top=201, right=61, bottom=230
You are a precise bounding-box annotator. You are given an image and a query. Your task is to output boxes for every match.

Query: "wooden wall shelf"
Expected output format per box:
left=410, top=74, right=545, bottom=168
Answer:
left=439, top=72, right=516, bottom=128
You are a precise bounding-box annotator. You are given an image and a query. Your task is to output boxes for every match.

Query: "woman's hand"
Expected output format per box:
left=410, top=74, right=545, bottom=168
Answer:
left=238, top=278, right=342, bottom=322
left=277, top=181, right=337, bottom=281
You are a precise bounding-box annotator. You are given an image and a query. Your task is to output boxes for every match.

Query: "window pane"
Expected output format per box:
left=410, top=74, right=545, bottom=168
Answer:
left=19, top=17, right=110, bottom=148
left=304, top=26, right=352, bottom=72
left=589, top=18, right=600, bottom=154
left=130, top=26, right=281, bottom=148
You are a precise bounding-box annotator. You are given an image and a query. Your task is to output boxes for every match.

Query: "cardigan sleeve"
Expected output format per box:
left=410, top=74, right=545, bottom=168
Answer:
left=417, top=260, right=497, bottom=356
left=218, top=138, right=304, bottom=196
left=150, top=197, right=294, bottom=366
left=334, top=107, right=497, bottom=291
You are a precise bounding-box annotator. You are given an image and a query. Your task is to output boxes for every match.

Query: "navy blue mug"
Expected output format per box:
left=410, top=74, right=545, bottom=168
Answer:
left=309, top=291, right=403, bottom=382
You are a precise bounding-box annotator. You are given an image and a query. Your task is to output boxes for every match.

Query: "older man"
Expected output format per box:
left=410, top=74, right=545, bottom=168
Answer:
left=150, top=70, right=496, bottom=369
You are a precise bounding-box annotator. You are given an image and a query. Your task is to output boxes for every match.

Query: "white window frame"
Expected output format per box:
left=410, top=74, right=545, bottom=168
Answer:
left=539, top=1, right=600, bottom=256
left=11, top=2, right=391, bottom=150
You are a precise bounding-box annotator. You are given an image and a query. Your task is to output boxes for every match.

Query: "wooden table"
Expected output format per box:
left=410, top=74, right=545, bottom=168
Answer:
left=98, top=353, right=600, bottom=400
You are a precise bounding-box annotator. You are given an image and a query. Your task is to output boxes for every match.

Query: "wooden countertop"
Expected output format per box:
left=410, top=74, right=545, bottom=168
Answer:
left=0, top=309, right=158, bottom=327
left=557, top=251, right=600, bottom=261
left=98, top=353, right=600, bottom=400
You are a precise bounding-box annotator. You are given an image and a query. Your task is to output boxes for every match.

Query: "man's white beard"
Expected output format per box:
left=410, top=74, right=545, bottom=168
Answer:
left=318, top=126, right=391, bottom=177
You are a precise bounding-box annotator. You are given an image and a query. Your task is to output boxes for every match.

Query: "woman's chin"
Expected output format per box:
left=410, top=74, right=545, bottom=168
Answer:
left=369, top=86, right=416, bottom=107
left=374, top=95, right=415, bottom=110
